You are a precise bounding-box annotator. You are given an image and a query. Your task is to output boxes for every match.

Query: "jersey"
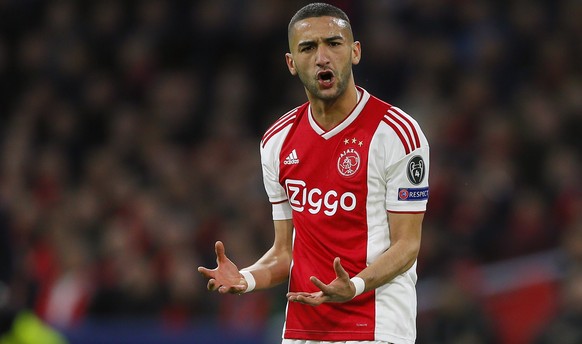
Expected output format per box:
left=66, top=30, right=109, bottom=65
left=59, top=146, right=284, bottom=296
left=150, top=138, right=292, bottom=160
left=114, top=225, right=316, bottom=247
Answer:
left=260, top=87, right=429, bottom=344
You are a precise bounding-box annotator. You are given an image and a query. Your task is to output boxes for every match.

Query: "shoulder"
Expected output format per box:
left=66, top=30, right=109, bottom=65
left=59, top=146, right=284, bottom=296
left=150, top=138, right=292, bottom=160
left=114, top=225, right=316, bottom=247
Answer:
left=377, top=104, right=428, bottom=155
left=260, top=103, right=307, bottom=148
left=363, top=95, right=429, bottom=167
left=355, top=88, right=428, bottom=155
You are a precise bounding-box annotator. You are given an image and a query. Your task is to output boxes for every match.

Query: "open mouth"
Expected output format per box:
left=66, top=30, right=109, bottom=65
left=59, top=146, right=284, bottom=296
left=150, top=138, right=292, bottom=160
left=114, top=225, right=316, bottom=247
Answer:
left=317, top=70, right=335, bottom=87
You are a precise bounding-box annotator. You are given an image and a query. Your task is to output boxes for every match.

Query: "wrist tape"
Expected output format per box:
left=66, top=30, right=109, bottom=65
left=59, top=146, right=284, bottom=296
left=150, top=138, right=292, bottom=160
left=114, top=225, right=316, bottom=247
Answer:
left=239, top=270, right=256, bottom=293
left=350, top=276, right=365, bottom=298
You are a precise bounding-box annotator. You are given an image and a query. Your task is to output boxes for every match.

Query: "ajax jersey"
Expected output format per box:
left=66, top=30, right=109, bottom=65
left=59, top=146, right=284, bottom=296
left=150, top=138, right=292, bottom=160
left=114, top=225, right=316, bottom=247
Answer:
left=260, top=87, right=429, bottom=344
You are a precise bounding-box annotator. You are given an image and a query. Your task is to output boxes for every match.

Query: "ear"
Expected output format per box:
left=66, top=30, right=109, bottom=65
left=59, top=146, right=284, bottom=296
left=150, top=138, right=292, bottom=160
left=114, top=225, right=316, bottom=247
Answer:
left=285, top=53, right=297, bottom=76
left=351, top=41, right=361, bottom=65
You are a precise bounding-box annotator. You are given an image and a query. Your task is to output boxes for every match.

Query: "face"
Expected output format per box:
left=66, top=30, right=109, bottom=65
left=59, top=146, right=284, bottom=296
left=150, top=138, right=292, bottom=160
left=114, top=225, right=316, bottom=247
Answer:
left=286, top=16, right=361, bottom=101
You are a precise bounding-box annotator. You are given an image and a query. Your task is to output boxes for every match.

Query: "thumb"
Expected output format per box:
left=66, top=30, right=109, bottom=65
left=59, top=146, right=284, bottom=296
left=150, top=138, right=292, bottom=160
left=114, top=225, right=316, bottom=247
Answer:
left=215, top=241, right=226, bottom=263
left=333, top=257, right=349, bottom=279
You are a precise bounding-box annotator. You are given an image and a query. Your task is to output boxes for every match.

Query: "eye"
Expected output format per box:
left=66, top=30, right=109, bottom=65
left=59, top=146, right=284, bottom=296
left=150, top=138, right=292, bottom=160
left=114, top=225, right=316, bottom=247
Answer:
left=329, top=41, right=341, bottom=47
left=300, top=45, right=314, bottom=52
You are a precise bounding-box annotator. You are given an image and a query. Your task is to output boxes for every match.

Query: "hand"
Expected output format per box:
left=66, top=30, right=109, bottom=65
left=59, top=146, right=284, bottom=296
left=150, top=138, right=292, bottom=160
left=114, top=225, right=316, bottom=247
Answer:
left=197, top=241, right=247, bottom=294
left=286, top=257, right=357, bottom=306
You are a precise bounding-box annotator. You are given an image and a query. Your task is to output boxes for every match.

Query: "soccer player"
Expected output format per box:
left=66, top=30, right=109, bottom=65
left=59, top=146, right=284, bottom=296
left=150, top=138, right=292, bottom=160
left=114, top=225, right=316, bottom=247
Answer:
left=198, top=3, right=429, bottom=344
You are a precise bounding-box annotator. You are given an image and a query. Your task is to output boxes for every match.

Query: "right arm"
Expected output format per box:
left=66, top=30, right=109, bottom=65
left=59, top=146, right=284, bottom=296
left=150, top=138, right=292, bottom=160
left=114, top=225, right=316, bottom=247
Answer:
left=197, top=219, right=293, bottom=294
left=241, top=219, right=294, bottom=290
left=198, top=118, right=296, bottom=293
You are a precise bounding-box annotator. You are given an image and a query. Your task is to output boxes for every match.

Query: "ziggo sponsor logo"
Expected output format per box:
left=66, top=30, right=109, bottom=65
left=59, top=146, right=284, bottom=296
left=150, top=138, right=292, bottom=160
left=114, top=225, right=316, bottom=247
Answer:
left=285, top=179, right=356, bottom=216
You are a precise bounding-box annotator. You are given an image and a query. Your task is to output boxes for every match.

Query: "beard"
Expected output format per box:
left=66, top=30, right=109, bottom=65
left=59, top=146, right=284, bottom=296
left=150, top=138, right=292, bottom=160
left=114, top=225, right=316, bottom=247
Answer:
left=297, top=62, right=352, bottom=101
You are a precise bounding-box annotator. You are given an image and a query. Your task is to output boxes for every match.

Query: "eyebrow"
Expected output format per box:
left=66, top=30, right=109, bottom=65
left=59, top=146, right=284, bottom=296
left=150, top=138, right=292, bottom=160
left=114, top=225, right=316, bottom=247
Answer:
left=297, top=35, right=345, bottom=48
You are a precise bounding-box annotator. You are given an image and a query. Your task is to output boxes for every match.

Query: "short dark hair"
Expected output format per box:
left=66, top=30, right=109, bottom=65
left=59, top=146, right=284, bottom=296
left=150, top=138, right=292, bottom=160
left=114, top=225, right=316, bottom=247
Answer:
left=288, top=3, right=351, bottom=33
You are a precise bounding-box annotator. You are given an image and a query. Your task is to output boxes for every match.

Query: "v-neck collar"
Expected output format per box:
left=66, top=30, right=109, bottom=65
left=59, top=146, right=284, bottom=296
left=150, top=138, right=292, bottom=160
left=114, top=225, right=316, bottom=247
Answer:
left=307, top=87, right=370, bottom=140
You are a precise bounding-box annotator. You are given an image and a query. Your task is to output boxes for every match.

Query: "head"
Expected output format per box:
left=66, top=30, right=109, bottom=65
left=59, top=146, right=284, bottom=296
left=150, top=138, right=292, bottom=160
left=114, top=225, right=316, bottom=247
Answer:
left=286, top=3, right=361, bottom=101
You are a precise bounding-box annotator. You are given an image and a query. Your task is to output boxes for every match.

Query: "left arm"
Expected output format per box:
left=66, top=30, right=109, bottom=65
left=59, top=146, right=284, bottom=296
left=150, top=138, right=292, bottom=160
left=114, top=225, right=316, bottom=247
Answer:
left=356, top=211, right=423, bottom=290
left=287, top=211, right=423, bottom=305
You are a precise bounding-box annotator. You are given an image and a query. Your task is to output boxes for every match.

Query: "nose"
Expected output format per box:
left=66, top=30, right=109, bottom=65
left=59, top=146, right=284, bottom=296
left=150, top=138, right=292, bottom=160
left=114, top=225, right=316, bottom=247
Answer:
left=315, top=45, right=330, bottom=67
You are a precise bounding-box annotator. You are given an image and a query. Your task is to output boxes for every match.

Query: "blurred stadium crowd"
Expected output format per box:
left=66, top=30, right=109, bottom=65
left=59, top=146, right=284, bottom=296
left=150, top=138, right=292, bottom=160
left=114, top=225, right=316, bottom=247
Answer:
left=0, top=0, right=581, bottom=343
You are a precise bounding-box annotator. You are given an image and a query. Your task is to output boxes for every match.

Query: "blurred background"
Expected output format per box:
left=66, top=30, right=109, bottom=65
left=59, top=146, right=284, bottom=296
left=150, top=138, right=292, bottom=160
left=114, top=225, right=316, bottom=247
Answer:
left=0, top=0, right=581, bottom=343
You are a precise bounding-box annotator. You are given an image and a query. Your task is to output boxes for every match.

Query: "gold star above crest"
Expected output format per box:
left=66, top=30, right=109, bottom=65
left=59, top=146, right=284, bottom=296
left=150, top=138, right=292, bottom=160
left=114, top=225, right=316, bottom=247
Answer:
left=344, top=137, right=365, bottom=146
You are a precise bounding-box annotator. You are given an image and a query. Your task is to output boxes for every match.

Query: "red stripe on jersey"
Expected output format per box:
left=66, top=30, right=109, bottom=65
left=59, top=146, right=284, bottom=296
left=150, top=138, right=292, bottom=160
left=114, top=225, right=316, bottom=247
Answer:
left=387, top=109, right=416, bottom=151
left=382, top=116, right=411, bottom=154
left=263, top=108, right=299, bottom=138
left=261, top=112, right=298, bottom=147
left=391, top=107, right=421, bottom=149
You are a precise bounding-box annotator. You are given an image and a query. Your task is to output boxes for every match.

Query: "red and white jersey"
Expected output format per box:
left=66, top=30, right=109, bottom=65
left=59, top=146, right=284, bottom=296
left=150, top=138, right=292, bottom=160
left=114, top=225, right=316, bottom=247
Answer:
left=260, top=87, right=429, bottom=344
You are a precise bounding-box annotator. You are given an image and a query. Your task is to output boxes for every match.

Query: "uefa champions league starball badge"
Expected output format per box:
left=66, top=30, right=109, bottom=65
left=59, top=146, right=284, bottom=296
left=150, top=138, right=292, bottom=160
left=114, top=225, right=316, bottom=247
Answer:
left=407, top=155, right=425, bottom=185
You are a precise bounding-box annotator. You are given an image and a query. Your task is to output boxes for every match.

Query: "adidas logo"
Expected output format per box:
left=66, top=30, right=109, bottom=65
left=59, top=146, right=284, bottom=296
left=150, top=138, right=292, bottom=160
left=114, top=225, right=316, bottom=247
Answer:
left=284, top=149, right=300, bottom=165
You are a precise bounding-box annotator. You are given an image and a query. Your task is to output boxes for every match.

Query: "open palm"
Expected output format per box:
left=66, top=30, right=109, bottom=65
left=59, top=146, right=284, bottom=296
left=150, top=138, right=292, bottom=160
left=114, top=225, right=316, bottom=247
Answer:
left=286, top=257, right=356, bottom=305
left=197, top=241, right=247, bottom=294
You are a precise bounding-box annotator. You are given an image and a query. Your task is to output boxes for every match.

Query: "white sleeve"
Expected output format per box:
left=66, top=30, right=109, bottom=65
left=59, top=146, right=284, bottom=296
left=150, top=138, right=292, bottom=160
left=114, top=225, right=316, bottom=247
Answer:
left=379, top=108, right=430, bottom=213
left=385, top=145, right=430, bottom=212
left=272, top=202, right=293, bottom=220
left=260, top=130, right=293, bottom=220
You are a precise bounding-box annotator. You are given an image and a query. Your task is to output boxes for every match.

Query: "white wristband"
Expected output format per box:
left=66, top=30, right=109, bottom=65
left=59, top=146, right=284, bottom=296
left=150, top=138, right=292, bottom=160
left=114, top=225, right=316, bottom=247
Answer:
left=239, top=270, right=256, bottom=293
left=350, top=277, right=365, bottom=299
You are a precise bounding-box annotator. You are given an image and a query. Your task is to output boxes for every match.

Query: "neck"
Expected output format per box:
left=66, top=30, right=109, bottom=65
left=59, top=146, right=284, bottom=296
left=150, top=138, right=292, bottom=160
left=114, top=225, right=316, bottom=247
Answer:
left=308, top=83, right=359, bottom=131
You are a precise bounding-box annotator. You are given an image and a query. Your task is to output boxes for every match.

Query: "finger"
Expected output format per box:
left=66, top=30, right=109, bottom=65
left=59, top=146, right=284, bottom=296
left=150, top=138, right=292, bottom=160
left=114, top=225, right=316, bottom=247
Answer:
left=310, top=276, right=329, bottom=292
left=207, top=279, right=219, bottom=291
left=287, top=291, right=324, bottom=303
left=291, top=293, right=325, bottom=306
left=287, top=291, right=315, bottom=299
left=218, top=284, right=246, bottom=294
left=197, top=266, right=215, bottom=279
left=287, top=292, right=308, bottom=301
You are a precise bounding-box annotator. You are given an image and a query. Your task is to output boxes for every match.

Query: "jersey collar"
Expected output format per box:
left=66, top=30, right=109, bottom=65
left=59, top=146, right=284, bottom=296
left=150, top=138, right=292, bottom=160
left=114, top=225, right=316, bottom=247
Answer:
left=308, top=86, right=370, bottom=140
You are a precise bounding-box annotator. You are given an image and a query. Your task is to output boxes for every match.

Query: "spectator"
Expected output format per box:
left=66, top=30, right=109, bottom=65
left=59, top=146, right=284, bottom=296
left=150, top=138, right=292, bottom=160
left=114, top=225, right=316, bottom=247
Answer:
left=535, top=269, right=582, bottom=344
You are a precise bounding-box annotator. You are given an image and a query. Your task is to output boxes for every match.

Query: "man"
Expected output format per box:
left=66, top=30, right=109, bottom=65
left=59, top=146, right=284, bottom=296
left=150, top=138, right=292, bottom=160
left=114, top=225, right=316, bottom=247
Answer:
left=198, top=3, right=429, bottom=344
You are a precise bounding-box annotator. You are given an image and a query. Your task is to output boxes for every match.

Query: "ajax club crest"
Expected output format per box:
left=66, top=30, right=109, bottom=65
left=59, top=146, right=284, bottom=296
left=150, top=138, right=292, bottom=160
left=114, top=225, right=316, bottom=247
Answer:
left=337, top=137, right=364, bottom=178
left=337, top=136, right=364, bottom=177
left=337, top=148, right=360, bottom=177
